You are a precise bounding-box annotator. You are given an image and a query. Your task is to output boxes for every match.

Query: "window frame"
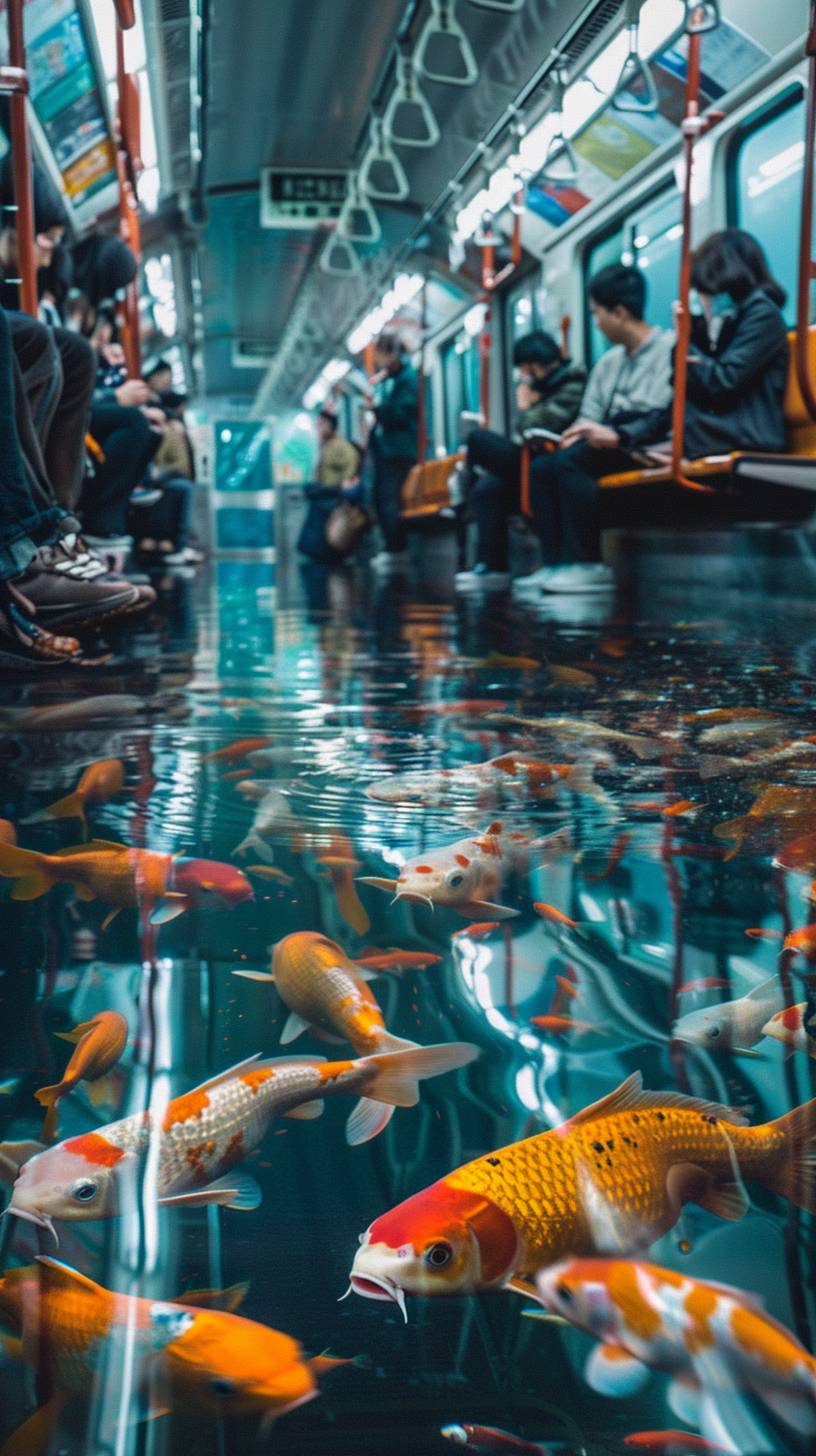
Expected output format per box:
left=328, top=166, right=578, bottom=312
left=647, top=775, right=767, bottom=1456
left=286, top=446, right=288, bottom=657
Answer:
left=725, top=81, right=805, bottom=230
left=581, top=179, right=681, bottom=366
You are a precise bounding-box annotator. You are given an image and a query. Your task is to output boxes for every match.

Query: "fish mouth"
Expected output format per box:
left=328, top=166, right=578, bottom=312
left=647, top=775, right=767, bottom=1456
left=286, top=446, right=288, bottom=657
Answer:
left=3, top=1205, right=59, bottom=1247
left=392, top=890, right=435, bottom=911
left=349, top=1272, right=407, bottom=1322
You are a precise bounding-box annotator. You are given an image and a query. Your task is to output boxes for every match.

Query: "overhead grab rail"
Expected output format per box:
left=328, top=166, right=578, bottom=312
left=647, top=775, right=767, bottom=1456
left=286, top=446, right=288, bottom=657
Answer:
left=415, top=0, right=479, bottom=88
left=384, top=48, right=441, bottom=149
left=359, top=116, right=410, bottom=201
left=796, top=0, right=816, bottom=422
left=540, top=67, right=579, bottom=185
left=611, top=0, right=659, bottom=115
left=4, top=0, right=36, bottom=316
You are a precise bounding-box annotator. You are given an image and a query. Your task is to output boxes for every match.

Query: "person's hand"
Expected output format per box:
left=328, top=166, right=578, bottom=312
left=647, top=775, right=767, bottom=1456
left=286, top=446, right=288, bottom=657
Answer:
left=116, top=379, right=150, bottom=407
left=560, top=421, right=620, bottom=450
left=515, top=380, right=535, bottom=412
left=141, top=405, right=167, bottom=428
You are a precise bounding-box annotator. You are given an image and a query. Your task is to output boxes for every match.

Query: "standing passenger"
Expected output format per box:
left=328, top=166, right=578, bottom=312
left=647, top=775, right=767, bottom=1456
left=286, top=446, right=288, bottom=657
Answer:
left=367, top=332, right=418, bottom=571
left=315, top=408, right=359, bottom=488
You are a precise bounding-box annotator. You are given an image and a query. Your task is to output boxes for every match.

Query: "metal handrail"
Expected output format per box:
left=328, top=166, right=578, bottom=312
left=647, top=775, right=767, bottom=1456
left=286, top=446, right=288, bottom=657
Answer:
left=6, top=0, right=36, bottom=316
left=113, top=0, right=136, bottom=29
left=796, top=2, right=816, bottom=422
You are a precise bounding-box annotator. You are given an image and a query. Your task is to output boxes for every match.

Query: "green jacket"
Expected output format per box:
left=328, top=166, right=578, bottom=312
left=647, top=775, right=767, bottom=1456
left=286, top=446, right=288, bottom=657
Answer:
left=372, top=362, right=419, bottom=460
left=516, top=362, right=586, bottom=438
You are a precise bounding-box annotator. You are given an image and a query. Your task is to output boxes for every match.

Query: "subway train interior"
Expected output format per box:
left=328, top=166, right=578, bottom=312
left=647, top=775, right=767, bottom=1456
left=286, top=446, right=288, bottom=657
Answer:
left=5, top=1, right=816, bottom=1453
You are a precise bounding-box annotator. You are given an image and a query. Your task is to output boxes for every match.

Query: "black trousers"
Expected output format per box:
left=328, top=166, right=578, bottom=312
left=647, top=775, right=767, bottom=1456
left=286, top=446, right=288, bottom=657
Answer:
left=529, top=441, right=634, bottom=565
left=8, top=313, right=96, bottom=512
left=0, top=310, right=64, bottom=579
left=468, top=429, right=522, bottom=571
left=82, top=402, right=162, bottom=536
left=372, top=453, right=413, bottom=554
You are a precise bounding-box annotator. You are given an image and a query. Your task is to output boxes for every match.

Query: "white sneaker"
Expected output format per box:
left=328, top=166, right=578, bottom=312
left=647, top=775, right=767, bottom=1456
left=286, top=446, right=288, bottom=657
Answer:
left=455, top=565, right=511, bottom=592
left=512, top=566, right=557, bottom=594
left=542, top=563, right=615, bottom=594
left=370, top=551, right=409, bottom=571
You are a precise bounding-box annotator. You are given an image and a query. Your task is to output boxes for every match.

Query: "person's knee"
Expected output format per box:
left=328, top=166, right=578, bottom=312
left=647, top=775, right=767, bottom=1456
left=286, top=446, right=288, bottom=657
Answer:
left=56, top=330, right=96, bottom=392
left=473, top=472, right=504, bottom=504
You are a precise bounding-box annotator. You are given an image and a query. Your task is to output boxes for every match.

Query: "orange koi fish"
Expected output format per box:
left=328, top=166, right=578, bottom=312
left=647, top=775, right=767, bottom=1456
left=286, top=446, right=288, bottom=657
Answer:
left=451, top=922, right=500, bottom=940
left=354, top=949, right=443, bottom=973
left=529, top=1015, right=597, bottom=1036
left=315, top=833, right=370, bottom=935
left=349, top=1072, right=816, bottom=1312
left=783, top=924, right=816, bottom=959
left=0, top=1256, right=317, bottom=1426
left=360, top=820, right=545, bottom=920
left=533, top=903, right=580, bottom=930
left=661, top=800, right=698, bottom=818
left=533, top=1259, right=816, bottom=1450
left=203, top=737, right=274, bottom=763
left=365, top=755, right=602, bottom=808
left=0, top=840, right=252, bottom=927
left=35, top=1011, right=128, bottom=1142
left=762, top=1000, right=816, bottom=1058
left=0, top=819, right=16, bottom=846
left=1, top=1042, right=478, bottom=1241
left=29, top=759, right=125, bottom=832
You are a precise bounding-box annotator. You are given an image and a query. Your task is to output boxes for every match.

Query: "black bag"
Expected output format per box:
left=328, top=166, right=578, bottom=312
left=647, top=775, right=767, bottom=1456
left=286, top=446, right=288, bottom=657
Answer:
left=297, top=484, right=370, bottom=563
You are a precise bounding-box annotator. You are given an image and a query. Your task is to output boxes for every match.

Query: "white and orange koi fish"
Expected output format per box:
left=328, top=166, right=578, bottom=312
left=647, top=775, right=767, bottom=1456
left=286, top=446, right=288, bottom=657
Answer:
left=359, top=820, right=552, bottom=919
left=0, top=1043, right=477, bottom=1242
left=533, top=1259, right=816, bottom=1453
left=364, top=755, right=606, bottom=809
left=762, top=998, right=816, bottom=1059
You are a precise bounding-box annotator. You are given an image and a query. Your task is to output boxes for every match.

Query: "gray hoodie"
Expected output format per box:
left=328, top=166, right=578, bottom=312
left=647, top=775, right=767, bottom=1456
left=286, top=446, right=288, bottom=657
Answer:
left=579, top=327, right=674, bottom=428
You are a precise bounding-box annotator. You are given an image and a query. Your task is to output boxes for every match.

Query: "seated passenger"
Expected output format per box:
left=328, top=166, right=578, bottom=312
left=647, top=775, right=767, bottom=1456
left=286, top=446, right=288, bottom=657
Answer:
left=314, top=408, right=359, bottom=488
left=522, top=262, right=674, bottom=595
left=367, top=332, right=418, bottom=571
left=454, top=329, right=586, bottom=590
left=530, top=234, right=788, bottom=595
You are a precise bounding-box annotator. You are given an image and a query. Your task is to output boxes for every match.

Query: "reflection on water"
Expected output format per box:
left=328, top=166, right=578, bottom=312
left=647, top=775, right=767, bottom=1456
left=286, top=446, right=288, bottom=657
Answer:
left=0, top=552, right=815, bottom=1455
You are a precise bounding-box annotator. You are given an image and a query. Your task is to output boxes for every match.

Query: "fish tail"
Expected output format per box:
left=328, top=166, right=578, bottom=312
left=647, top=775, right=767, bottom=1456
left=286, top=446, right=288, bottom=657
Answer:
left=43, top=792, right=86, bottom=829
left=332, top=870, right=370, bottom=936
left=0, top=843, right=55, bottom=900
left=33, top=1082, right=62, bottom=1110
left=761, top=1094, right=816, bottom=1213
left=39, top=1102, right=60, bottom=1145
left=346, top=1041, right=478, bottom=1145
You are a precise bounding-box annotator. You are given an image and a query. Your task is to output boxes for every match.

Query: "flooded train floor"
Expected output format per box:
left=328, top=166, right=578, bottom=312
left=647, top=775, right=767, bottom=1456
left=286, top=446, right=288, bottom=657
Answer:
left=1, top=537, right=815, bottom=1456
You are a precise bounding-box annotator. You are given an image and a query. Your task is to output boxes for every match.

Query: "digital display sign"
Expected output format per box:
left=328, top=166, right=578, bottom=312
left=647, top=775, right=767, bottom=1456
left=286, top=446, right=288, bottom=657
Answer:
left=260, top=167, right=348, bottom=228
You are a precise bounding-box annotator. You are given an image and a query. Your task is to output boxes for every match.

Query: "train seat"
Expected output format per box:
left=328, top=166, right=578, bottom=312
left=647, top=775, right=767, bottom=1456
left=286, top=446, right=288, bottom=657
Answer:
left=401, top=452, right=464, bottom=521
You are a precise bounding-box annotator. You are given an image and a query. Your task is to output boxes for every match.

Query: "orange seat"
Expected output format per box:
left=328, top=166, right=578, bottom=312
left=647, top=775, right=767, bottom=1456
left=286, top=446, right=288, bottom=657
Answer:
left=400, top=452, right=464, bottom=521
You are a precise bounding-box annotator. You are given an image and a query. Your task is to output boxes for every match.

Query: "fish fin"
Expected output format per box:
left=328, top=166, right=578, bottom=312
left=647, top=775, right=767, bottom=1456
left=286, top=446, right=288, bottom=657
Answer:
left=503, top=1275, right=538, bottom=1299
left=0, top=1393, right=68, bottom=1456
left=0, top=842, right=55, bottom=900
left=282, top=1099, right=324, bottom=1120
left=761, top=1386, right=816, bottom=1436
left=101, top=907, right=123, bottom=931
left=345, top=1097, right=395, bottom=1145
left=185, top=1054, right=264, bottom=1097
left=585, top=1343, right=651, bottom=1398
left=375, top=1030, right=420, bottom=1054
left=743, top=975, right=782, bottom=1002
left=34, top=1257, right=102, bottom=1295
left=42, top=792, right=85, bottom=824
left=33, top=1081, right=63, bottom=1110
left=149, top=894, right=190, bottom=925
left=355, top=877, right=398, bottom=893
left=667, top=1377, right=701, bottom=1429
left=280, top=1011, right=310, bottom=1045
left=234, top=832, right=272, bottom=862
left=694, top=1179, right=750, bottom=1222
left=158, top=1173, right=262, bottom=1211
left=459, top=900, right=520, bottom=921
left=52, top=838, right=126, bottom=855
left=346, top=1041, right=479, bottom=1144
left=761, top=1093, right=816, bottom=1212
left=232, top=969, right=276, bottom=983
left=53, top=1022, right=91, bottom=1044
left=563, top=1071, right=747, bottom=1131
left=484, top=820, right=503, bottom=836
left=353, top=966, right=379, bottom=982
left=693, top=1354, right=772, bottom=1454
left=0, top=1140, right=45, bottom=1183
left=308, top=1025, right=346, bottom=1046
left=177, top=1281, right=250, bottom=1313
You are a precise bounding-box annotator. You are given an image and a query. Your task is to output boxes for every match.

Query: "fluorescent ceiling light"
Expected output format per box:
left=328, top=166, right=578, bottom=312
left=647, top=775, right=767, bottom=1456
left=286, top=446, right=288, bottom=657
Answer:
left=345, top=272, right=424, bottom=354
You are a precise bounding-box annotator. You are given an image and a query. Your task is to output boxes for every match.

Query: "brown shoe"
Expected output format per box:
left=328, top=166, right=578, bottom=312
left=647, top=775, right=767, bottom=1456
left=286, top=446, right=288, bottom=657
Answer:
left=19, top=560, right=140, bottom=629
left=0, top=578, right=83, bottom=669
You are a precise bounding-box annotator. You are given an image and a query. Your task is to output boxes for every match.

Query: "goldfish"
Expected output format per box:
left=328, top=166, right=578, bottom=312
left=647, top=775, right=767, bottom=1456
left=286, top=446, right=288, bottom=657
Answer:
left=783, top=924, right=816, bottom=959
left=452, top=922, right=500, bottom=940
left=0, top=838, right=253, bottom=927
left=35, top=1011, right=128, bottom=1142
left=529, top=1015, right=598, bottom=1036
left=533, top=903, right=581, bottom=930
left=672, top=976, right=782, bottom=1050
left=360, top=821, right=550, bottom=920
left=203, top=737, right=273, bottom=763
left=533, top=1259, right=816, bottom=1451
left=485, top=713, right=667, bottom=760
left=348, top=1071, right=816, bottom=1312
left=441, top=1424, right=550, bottom=1453
left=0, top=1256, right=317, bottom=1425
left=354, top=949, right=443, bottom=972
left=761, top=999, right=816, bottom=1058
left=246, top=864, right=295, bottom=885
left=365, top=755, right=602, bottom=808
left=1, top=1042, right=478, bottom=1241
left=662, top=800, right=698, bottom=818
left=26, top=759, right=126, bottom=838
left=743, top=928, right=783, bottom=942
left=623, top=1435, right=731, bottom=1455
left=0, top=819, right=16, bottom=846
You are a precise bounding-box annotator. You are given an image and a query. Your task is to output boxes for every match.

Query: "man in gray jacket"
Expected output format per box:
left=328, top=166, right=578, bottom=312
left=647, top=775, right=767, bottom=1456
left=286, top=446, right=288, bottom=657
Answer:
left=520, top=262, right=673, bottom=595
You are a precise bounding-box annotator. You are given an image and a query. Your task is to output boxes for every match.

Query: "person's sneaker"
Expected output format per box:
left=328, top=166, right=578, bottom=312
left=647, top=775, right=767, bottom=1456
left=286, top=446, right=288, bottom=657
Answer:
left=512, top=566, right=557, bottom=595
left=0, top=577, right=82, bottom=669
left=161, top=545, right=205, bottom=566
left=541, top=563, right=616, bottom=594
left=81, top=534, right=133, bottom=574
left=43, top=536, right=156, bottom=615
left=369, top=551, right=409, bottom=572
left=455, top=563, right=511, bottom=592
left=130, top=486, right=163, bottom=508
left=19, top=561, right=141, bottom=629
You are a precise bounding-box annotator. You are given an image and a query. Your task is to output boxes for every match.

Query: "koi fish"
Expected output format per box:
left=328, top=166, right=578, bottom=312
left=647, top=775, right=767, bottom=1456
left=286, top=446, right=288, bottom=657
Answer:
left=699, top=740, right=816, bottom=780
left=623, top=1434, right=731, bottom=1455
left=402, top=700, right=509, bottom=720
left=0, top=1256, right=317, bottom=1425
left=0, top=839, right=253, bottom=927
left=774, top=833, right=816, bottom=872
left=349, top=1071, right=816, bottom=1312
left=672, top=977, right=782, bottom=1050
left=761, top=999, right=816, bottom=1058
left=662, top=800, right=698, bottom=818
left=783, top=924, right=816, bottom=959
left=0, top=695, right=144, bottom=730
left=26, top=759, right=125, bottom=833
left=1, top=1043, right=479, bottom=1240
left=452, top=922, right=500, bottom=940
left=716, top=787, right=816, bottom=857
left=35, top=1011, right=128, bottom=1142
left=696, top=714, right=791, bottom=747
left=485, top=714, right=667, bottom=761
left=359, top=821, right=548, bottom=920
left=547, top=665, right=596, bottom=688
left=441, top=1424, right=549, bottom=1453
left=315, top=834, right=370, bottom=935
left=203, top=737, right=274, bottom=764
left=365, top=756, right=602, bottom=808
left=354, top=949, right=443, bottom=973
left=533, top=1259, right=816, bottom=1451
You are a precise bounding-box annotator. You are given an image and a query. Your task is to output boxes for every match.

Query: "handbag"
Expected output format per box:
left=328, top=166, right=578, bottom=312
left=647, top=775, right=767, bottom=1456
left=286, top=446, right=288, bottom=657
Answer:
left=325, top=498, right=371, bottom=556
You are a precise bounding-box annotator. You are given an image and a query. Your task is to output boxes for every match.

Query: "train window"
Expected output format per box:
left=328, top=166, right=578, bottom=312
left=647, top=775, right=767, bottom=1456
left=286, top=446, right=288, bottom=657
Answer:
left=730, top=88, right=807, bottom=328
left=441, top=333, right=479, bottom=450
left=584, top=186, right=682, bottom=363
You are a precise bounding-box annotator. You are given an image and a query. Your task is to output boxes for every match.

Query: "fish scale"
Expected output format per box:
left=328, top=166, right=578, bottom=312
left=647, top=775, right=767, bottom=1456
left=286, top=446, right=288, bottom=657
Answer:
left=273, top=932, right=394, bottom=1055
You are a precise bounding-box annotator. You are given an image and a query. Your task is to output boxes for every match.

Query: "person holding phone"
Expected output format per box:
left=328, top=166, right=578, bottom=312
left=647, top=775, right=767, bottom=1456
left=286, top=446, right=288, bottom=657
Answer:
left=455, top=330, right=585, bottom=591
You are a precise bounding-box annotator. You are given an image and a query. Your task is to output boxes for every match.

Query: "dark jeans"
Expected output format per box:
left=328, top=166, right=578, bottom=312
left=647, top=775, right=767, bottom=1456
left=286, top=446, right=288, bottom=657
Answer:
left=468, top=429, right=522, bottom=571
left=0, top=310, right=64, bottom=580
left=372, top=453, right=413, bottom=554
left=530, top=441, right=634, bottom=565
left=129, top=475, right=192, bottom=548
left=9, top=313, right=96, bottom=511
left=82, top=402, right=162, bottom=536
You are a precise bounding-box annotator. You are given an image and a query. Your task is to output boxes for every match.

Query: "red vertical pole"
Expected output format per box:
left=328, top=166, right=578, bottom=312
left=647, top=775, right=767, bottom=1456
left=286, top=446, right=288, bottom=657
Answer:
left=7, top=0, right=37, bottom=317
left=670, top=29, right=700, bottom=484
left=115, top=21, right=142, bottom=377
left=796, top=1, right=816, bottom=421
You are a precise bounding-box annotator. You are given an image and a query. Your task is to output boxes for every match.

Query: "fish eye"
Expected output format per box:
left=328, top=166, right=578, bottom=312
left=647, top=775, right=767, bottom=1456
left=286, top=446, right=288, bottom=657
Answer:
left=556, top=1283, right=573, bottom=1303
left=706, top=1024, right=722, bottom=1039
left=72, top=1179, right=98, bottom=1203
left=446, top=871, right=465, bottom=888
left=209, top=1376, right=238, bottom=1398
left=424, top=1241, right=453, bottom=1268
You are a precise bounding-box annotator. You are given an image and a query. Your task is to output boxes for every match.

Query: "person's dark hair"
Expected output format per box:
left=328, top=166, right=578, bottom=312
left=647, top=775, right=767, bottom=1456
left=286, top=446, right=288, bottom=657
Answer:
left=72, top=234, right=137, bottom=307
left=588, top=262, right=647, bottom=320
left=318, top=408, right=338, bottom=432
left=513, top=330, right=562, bottom=370
left=691, top=228, right=786, bottom=308
left=375, top=331, right=405, bottom=359
left=0, top=155, right=68, bottom=234
left=144, top=358, right=172, bottom=381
